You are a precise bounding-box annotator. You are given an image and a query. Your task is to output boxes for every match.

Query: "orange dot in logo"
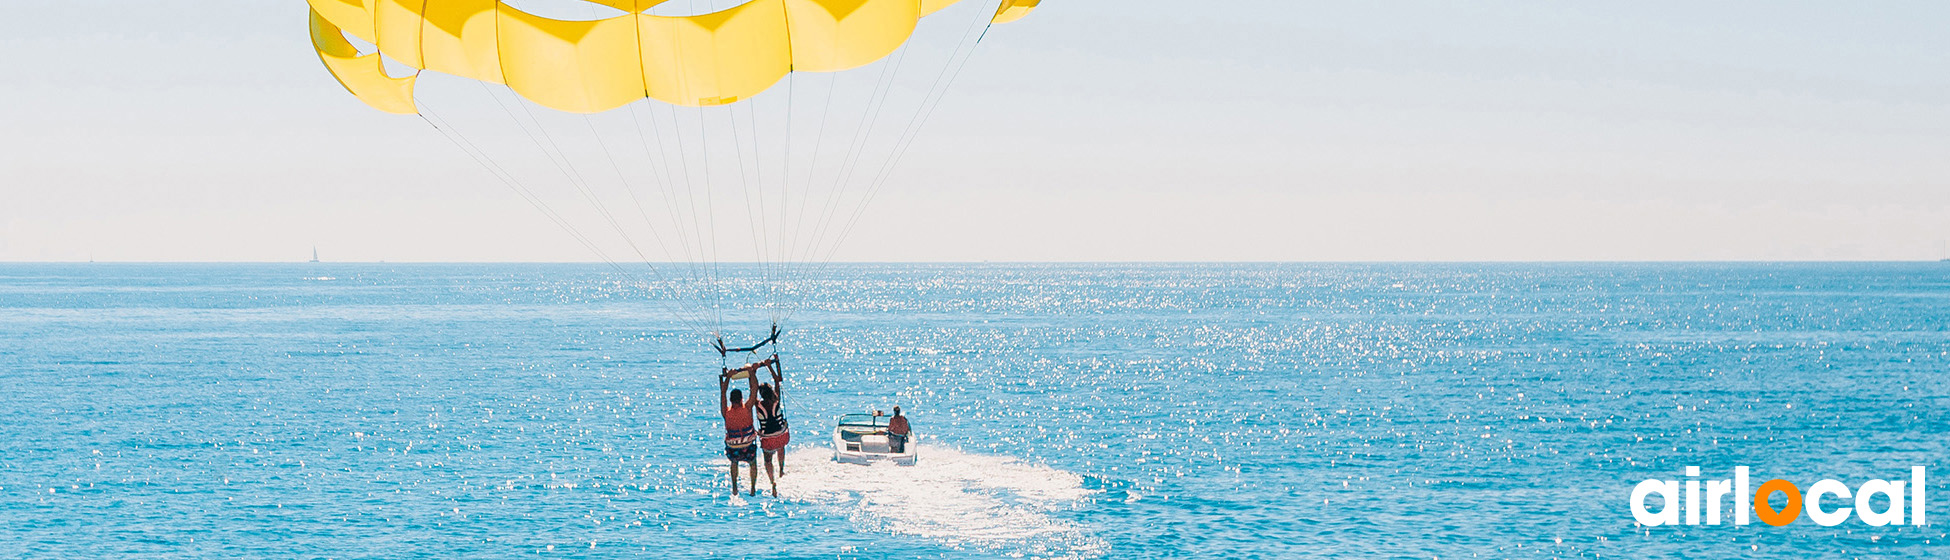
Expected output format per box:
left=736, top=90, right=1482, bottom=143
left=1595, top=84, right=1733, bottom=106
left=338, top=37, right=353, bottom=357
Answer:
left=1754, top=479, right=1802, bottom=527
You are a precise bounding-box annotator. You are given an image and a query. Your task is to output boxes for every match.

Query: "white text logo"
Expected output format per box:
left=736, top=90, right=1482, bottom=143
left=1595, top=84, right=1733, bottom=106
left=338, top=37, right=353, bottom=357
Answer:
left=1631, top=466, right=1927, bottom=527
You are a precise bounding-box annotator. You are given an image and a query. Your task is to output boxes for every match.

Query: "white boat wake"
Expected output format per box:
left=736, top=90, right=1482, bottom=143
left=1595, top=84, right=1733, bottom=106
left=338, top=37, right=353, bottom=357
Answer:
left=780, top=444, right=1104, bottom=558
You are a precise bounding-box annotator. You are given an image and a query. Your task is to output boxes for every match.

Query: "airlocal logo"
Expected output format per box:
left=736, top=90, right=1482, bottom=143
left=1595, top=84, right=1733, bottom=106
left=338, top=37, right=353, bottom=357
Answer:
left=1631, top=466, right=1927, bottom=527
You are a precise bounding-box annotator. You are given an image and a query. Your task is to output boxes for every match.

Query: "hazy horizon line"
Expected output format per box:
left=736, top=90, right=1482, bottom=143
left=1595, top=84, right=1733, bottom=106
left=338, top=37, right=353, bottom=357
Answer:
left=2, top=259, right=1944, bottom=265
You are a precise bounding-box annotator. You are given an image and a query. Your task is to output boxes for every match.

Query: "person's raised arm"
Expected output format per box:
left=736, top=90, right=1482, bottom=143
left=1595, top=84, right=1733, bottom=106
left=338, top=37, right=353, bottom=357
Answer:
left=768, top=357, right=784, bottom=403
left=745, top=363, right=760, bottom=401
left=718, top=373, right=730, bottom=411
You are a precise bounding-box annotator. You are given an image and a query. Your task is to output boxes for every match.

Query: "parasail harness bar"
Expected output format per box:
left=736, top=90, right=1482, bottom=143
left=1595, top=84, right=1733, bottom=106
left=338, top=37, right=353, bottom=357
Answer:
left=718, top=325, right=783, bottom=379
left=721, top=355, right=780, bottom=380
left=715, top=324, right=782, bottom=357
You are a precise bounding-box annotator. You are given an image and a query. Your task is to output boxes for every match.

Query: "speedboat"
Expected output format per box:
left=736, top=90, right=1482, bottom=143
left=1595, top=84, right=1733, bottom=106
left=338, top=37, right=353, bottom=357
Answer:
left=832, top=413, right=918, bottom=466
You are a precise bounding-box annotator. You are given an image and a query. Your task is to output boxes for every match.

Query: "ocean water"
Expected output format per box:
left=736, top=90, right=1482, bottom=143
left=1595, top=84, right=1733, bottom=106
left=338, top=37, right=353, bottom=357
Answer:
left=1, top=263, right=1946, bottom=559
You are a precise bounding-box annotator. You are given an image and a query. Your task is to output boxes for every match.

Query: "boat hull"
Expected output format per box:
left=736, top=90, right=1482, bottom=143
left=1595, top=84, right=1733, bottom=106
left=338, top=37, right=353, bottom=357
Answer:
left=832, top=432, right=918, bottom=466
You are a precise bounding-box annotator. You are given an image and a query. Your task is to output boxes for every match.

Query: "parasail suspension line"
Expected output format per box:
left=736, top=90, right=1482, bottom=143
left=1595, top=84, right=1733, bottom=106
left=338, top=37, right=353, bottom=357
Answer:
left=785, top=1, right=1003, bottom=324
left=416, top=102, right=709, bottom=333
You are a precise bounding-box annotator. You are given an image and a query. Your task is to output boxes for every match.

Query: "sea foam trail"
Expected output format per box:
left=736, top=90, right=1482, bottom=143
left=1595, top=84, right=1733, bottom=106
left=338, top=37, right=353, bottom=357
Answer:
left=780, top=445, right=1103, bottom=557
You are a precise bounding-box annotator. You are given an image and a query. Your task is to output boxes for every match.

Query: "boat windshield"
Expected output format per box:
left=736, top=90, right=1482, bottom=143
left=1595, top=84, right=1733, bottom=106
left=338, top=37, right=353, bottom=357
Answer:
left=837, top=413, right=888, bottom=428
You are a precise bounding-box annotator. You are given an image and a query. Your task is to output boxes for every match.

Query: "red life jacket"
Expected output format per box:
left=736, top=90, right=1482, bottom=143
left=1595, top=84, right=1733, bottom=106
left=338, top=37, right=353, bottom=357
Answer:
left=723, top=401, right=756, bottom=446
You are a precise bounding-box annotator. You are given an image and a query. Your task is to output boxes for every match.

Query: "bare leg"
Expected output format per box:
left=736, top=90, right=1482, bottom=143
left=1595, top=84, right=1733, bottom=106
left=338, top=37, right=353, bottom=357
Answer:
left=727, top=459, right=739, bottom=496
left=779, top=449, right=787, bottom=477
left=763, top=451, right=779, bottom=497
left=747, top=460, right=759, bottom=496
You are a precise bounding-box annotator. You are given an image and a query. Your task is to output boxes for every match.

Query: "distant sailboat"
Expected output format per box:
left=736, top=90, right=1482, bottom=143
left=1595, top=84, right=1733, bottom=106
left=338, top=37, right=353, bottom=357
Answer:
left=310, top=247, right=320, bottom=263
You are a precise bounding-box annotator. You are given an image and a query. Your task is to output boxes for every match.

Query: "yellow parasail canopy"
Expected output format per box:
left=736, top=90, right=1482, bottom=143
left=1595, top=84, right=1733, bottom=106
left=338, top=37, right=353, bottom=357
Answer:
left=310, top=8, right=418, bottom=114
left=307, top=0, right=1039, bottom=114
left=990, top=0, right=1038, bottom=24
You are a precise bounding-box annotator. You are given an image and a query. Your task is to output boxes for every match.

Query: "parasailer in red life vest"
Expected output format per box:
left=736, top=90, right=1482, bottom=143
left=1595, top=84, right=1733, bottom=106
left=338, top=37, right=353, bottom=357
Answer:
left=719, top=364, right=761, bottom=496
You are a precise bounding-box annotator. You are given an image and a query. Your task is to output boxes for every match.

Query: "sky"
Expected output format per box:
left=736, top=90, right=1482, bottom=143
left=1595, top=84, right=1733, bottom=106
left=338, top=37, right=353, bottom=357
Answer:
left=2, top=0, right=1949, bottom=262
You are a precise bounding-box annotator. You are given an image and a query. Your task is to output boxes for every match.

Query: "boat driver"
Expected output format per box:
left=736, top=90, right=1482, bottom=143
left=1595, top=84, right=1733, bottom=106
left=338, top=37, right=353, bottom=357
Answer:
left=886, top=406, right=910, bottom=453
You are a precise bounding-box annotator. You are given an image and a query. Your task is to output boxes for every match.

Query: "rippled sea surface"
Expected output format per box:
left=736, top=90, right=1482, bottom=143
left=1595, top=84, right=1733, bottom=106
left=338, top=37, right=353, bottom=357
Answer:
left=2, top=263, right=1947, bottom=559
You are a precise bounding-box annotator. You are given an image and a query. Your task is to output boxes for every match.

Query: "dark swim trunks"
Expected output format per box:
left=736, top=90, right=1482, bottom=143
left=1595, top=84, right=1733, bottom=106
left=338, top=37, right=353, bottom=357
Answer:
left=725, top=443, right=756, bottom=463
left=725, top=422, right=758, bottom=463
